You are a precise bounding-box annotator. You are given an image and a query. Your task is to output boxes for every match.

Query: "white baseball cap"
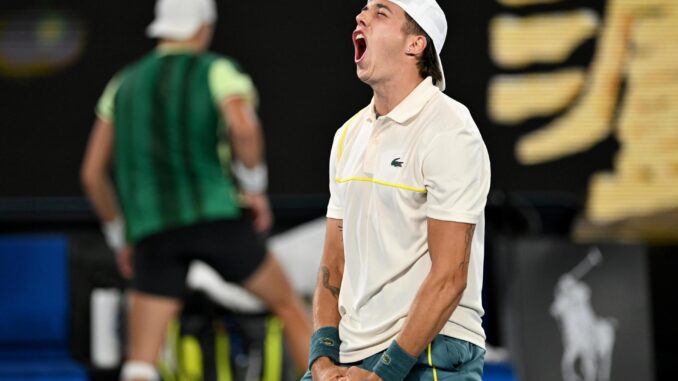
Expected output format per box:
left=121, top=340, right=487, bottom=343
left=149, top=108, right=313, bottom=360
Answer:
left=389, top=0, right=448, bottom=91
left=147, top=0, right=217, bottom=40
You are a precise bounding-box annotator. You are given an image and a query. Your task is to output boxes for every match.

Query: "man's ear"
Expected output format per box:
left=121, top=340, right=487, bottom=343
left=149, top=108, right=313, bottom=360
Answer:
left=406, top=35, right=427, bottom=57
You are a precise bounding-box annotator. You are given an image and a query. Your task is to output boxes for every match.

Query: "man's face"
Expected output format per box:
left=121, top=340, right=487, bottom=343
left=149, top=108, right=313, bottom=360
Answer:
left=352, top=0, right=411, bottom=85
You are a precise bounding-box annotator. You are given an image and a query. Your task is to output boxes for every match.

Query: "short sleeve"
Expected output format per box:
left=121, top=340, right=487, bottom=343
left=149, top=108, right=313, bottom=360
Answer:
left=209, top=58, right=258, bottom=107
left=95, top=74, right=123, bottom=122
left=326, top=127, right=345, bottom=220
left=423, top=118, right=491, bottom=224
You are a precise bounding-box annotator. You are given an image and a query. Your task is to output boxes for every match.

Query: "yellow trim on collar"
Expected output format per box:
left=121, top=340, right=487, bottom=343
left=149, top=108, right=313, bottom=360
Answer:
left=335, top=177, right=426, bottom=193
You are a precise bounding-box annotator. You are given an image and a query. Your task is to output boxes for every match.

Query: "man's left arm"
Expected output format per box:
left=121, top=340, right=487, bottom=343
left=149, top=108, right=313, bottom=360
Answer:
left=345, top=220, right=474, bottom=381
left=399, top=122, right=490, bottom=365
left=211, top=59, right=271, bottom=233
left=396, top=218, right=475, bottom=353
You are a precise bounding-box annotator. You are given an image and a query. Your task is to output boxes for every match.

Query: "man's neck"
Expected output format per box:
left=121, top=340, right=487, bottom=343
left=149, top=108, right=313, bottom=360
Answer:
left=157, top=40, right=202, bottom=53
left=371, top=71, right=424, bottom=117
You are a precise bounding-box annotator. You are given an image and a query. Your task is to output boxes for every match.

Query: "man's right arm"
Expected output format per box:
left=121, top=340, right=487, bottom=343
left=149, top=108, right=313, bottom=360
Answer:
left=311, top=217, right=346, bottom=380
left=307, top=122, right=348, bottom=380
left=80, top=117, right=133, bottom=278
left=313, top=218, right=344, bottom=328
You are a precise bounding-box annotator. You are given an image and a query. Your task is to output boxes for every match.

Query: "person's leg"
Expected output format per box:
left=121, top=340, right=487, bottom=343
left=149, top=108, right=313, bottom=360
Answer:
left=244, top=253, right=312, bottom=374
left=197, top=218, right=312, bottom=374
left=122, top=230, right=190, bottom=381
left=459, top=344, right=485, bottom=381
left=122, top=292, right=182, bottom=381
left=404, top=336, right=485, bottom=381
left=119, top=292, right=183, bottom=381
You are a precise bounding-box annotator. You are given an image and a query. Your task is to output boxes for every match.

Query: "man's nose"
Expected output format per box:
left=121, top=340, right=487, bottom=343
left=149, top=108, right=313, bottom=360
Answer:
left=356, top=11, right=369, bottom=27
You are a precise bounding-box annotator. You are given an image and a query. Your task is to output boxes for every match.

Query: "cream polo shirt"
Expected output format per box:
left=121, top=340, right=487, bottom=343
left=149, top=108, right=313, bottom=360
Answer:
left=327, top=77, right=491, bottom=363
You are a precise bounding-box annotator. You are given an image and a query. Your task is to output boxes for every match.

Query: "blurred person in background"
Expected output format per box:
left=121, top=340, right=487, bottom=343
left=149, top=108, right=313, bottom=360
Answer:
left=306, top=1, right=490, bottom=381
left=80, top=0, right=311, bottom=379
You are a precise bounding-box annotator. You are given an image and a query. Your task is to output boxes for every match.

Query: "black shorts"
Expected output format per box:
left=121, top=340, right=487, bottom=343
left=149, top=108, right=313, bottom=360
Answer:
left=132, top=217, right=267, bottom=299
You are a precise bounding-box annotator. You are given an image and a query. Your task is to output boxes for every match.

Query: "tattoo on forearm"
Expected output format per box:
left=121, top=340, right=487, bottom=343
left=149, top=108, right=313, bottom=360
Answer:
left=321, top=266, right=341, bottom=298
left=458, top=225, right=476, bottom=271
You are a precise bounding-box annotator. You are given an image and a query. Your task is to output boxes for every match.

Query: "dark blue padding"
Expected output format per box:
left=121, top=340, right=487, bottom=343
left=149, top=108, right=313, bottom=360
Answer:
left=0, top=359, right=88, bottom=381
left=0, top=347, right=68, bottom=361
left=483, top=362, right=518, bottom=381
left=0, top=235, right=87, bottom=381
left=0, top=236, right=69, bottom=348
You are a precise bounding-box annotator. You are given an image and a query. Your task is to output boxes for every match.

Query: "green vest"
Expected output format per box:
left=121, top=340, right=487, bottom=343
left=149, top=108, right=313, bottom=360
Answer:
left=113, top=51, right=241, bottom=243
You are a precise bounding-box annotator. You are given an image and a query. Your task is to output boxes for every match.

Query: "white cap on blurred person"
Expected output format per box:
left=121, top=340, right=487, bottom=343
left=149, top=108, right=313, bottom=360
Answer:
left=147, top=0, right=217, bottom=40
left=389, top=0, right=448, bottom=91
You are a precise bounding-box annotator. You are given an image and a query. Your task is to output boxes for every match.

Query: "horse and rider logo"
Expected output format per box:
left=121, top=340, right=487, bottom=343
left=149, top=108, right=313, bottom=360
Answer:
left=550, top=247, right=617, bottom=381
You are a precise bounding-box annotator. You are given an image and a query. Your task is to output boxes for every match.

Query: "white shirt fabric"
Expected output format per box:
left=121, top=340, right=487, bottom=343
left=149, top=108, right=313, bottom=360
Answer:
left=327, top=77, right=491, bottom=363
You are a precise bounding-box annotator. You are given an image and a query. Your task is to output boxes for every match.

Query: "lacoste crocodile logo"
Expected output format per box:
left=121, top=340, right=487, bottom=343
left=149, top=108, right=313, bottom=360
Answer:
left=391, top=158, right=404, bottom=167
left=381, top=354, right=391, bottom=365
left=319, top=338, right=335, bottom=346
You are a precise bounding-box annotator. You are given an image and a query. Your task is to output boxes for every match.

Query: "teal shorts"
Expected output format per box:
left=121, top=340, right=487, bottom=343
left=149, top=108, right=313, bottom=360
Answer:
left=302, top=335, right=485, bottom=381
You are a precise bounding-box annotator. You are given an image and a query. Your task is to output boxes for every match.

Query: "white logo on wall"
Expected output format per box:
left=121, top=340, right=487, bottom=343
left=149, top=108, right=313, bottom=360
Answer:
left=550, top=247, right=617, bottom=381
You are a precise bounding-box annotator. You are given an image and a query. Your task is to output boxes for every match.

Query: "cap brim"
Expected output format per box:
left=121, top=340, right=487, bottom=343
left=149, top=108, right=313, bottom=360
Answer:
left=146, top=19, right=202, bottom=40
left=435, top=53, right=446, bottom=91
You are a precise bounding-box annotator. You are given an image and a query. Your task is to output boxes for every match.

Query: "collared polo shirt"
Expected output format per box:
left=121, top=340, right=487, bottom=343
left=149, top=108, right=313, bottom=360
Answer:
left=93, top=49, right=258, bottom=243
left=327, top=77, right=491, bottom=362
left=96, top=47, right=258, bottom=122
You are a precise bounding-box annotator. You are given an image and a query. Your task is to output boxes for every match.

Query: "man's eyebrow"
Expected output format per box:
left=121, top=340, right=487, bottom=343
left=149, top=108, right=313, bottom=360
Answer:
left=374, top=3, right=393, bottom=13
left=365, top=1, right=393, bottom=14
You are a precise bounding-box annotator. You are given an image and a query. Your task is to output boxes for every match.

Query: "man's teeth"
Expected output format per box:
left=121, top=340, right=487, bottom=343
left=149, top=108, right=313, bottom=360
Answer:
left=356, top=34, right=365, bottom=40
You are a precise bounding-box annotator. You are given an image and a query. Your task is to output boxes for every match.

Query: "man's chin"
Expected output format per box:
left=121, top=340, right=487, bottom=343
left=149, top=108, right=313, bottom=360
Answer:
left=356, top=67, right=372, bottom=84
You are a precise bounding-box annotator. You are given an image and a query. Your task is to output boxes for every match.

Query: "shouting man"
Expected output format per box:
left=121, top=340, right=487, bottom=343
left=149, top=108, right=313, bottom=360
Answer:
left=306, top=1, right=491, bottom=381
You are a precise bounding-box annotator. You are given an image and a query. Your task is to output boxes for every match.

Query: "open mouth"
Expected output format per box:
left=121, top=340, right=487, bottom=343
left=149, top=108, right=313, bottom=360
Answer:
left=353, top=31, right=367, bottom=63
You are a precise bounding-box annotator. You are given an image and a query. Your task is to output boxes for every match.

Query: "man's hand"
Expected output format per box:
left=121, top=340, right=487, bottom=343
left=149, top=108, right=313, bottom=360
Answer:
left=343, top=367, right=382, bottom=381
left=311, top=357, right=347, bottom=381
left=243, top=193, right=273, bottom=233
left=116, top=246, right=134, bottom=279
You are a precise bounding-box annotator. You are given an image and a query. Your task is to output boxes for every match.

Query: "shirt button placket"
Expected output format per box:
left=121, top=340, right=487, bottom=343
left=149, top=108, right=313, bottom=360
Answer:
left=363, top=118, right=381, bottom=175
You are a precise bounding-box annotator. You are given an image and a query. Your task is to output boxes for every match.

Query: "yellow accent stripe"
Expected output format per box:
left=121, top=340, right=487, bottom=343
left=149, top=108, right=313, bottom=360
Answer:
left=215, top=325, right=233, bottom=381
left=338, top=110, right=366, bottom=161
left=180, top=335, right=203, bottom=381
left=262, top=316, right=284, bottom=381
left=335, top=177, right=426, bottom=193
left=428, top=344, right=439, bottom=381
